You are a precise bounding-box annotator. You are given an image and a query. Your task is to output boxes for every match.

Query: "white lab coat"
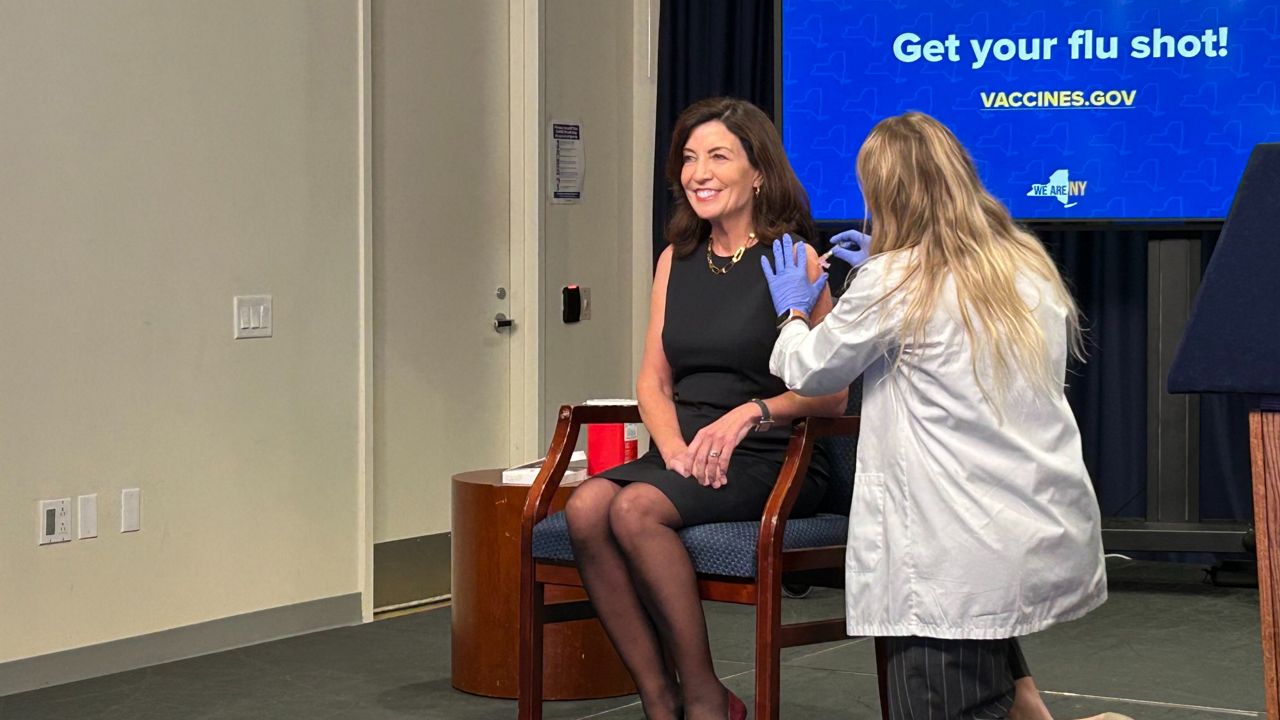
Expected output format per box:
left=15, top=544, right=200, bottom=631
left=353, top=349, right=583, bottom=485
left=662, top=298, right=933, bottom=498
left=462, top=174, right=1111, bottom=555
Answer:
left=771, top=250, right=1107, bottom=639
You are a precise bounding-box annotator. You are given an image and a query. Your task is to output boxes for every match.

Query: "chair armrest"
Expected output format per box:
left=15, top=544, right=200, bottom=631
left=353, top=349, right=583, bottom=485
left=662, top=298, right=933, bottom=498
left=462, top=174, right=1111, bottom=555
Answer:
left=756, top=414, right=861, bottom=570
left=804, top=415, right=860, bottom=440
left=518, top=403, right=644, bottom=554
left=568, top=403, right=642, bottom=425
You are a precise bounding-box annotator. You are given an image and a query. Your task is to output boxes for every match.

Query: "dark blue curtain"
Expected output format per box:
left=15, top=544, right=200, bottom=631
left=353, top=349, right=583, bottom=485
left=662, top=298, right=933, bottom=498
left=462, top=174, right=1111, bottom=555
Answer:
left=1038, top=230, right=1151, bottom=517
left=652, top=0, right=775, bottom=266
left=653, top=0, right=1253, bottom=526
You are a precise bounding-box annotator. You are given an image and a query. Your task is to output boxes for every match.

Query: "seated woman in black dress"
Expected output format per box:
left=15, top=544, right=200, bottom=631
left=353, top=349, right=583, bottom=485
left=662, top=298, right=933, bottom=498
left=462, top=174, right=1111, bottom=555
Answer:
left=563, top=97, right=847, bottom=720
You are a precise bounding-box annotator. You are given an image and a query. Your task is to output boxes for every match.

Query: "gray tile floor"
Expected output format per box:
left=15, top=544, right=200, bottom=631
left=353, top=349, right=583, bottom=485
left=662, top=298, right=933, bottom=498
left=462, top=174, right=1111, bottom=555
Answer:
left=0, top=558, right=1264, bottom=719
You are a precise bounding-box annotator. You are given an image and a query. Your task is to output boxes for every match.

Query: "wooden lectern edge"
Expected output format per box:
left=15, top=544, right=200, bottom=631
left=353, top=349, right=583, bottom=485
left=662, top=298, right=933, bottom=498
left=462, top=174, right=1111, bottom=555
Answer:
left=1250, top=404, right=1280, bottom=719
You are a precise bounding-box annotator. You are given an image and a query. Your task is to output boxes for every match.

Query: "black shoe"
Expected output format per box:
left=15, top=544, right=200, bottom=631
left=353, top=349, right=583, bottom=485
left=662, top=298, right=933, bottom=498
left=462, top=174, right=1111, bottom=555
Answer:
left=782, top=583, right=812, bottom=599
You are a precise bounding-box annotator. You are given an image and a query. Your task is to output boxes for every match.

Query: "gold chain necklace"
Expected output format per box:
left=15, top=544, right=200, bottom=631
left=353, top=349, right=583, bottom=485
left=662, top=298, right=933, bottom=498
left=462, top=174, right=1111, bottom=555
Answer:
left=705, top=232, right=757, bottom=275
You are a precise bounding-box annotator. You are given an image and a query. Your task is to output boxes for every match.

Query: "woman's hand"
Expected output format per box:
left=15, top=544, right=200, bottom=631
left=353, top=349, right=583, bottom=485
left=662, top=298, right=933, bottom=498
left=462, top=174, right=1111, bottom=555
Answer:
left=684, top=404, right=758, bottom=488
left=761, top=234, right=829, bottom=316
left=829, top=228, right=871, bottom=268
left=662, top=442, right=693, bottom=477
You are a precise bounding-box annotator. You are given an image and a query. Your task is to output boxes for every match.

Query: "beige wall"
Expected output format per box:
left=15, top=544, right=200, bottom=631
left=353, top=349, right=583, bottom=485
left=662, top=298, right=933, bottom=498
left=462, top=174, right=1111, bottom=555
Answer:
left=0, top=1, right=360, bottom=662
left=540, top=0, right=652, bottom=434
left=0, top=0, right=658, bottom=667
left=630, top=0, right=660, bottom=412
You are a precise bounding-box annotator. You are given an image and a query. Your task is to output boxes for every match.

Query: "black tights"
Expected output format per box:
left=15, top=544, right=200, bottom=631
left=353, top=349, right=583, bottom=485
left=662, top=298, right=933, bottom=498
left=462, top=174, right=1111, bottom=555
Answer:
left=564, top=477, right=728, bottom=720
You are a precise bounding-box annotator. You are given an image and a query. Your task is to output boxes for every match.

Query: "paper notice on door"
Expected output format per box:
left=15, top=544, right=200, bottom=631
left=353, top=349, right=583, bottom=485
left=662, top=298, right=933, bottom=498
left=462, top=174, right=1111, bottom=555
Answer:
left=551, top=121, right=583, bottom=204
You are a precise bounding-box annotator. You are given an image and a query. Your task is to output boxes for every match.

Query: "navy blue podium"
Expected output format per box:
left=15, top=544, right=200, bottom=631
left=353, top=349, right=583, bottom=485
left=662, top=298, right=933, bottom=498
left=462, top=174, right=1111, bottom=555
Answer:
left=1168, top=143, right=1280, bottom=715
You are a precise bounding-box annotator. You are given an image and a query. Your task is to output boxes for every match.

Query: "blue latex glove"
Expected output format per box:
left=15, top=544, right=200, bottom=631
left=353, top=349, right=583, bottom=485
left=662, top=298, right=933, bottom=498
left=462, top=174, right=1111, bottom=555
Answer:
left=829, top=228, right=871, bottom=268
left=760, top=234, right=828, bottom=316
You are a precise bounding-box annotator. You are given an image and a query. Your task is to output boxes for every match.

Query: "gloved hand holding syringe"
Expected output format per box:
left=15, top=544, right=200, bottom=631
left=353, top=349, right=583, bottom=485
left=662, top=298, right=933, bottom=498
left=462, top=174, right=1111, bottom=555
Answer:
left=818, top=228, right=872, bottom=270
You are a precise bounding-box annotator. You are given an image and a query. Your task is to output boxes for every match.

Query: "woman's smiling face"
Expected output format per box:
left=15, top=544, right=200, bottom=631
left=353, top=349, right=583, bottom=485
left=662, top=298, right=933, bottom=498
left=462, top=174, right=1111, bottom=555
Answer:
left=680, top=120, right=762, bottom=227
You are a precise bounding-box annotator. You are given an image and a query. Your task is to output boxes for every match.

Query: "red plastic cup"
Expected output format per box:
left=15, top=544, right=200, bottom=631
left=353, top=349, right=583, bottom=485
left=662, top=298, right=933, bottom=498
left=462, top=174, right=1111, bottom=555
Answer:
left=587, top=423, right=638, bottom=475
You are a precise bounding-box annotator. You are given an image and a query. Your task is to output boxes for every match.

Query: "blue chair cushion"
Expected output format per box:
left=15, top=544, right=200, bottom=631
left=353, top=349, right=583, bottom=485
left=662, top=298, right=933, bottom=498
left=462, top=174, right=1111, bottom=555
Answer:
left=532, top=510, right=849, bottom=578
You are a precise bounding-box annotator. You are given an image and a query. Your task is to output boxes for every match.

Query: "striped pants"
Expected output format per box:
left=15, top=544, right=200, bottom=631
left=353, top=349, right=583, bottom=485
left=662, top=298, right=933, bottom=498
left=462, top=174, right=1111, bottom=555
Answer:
left=881, top=636, right=1031, bottom=720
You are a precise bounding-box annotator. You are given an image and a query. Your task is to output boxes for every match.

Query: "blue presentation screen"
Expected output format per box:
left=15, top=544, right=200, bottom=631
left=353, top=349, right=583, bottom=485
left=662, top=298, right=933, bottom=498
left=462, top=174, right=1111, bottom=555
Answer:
left=781, top=1, right=1280, bottom=221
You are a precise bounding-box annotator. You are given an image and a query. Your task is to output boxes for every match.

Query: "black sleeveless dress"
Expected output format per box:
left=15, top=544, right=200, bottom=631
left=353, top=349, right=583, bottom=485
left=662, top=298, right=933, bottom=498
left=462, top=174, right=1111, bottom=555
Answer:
left=597, top=240, right=833, bottom=526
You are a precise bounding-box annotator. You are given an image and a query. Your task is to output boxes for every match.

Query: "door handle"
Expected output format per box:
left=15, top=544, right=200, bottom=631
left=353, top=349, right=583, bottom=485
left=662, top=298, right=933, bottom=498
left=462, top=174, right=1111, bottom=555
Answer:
left=494, top=313, right=515, bottom=333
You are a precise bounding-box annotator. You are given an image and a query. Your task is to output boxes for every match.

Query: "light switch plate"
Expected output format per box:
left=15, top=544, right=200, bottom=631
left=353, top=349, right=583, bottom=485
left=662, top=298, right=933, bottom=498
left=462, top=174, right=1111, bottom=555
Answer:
left=78, top=494, right=98, bottom=539
left=580, top=287, right=591, bottom=320
left=233, top=295, right=273, bottom=339
left=121, top=488, right=141, bottom=533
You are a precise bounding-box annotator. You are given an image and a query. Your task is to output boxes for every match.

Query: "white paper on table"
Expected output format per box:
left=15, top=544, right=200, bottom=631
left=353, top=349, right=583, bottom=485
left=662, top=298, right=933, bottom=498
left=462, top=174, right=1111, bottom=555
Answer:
left=502, top=450, right=588, bottom=485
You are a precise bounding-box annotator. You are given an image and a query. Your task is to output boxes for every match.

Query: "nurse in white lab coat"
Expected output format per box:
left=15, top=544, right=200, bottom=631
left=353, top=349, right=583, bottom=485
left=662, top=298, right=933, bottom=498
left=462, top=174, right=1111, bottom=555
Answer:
left=760, top=112, right=1108, bottom=719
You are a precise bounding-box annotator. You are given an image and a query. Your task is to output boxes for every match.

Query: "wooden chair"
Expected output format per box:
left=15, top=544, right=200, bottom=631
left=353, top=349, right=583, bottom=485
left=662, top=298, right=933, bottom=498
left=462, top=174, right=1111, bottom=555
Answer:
left=517, top=403, right=890, bottom=719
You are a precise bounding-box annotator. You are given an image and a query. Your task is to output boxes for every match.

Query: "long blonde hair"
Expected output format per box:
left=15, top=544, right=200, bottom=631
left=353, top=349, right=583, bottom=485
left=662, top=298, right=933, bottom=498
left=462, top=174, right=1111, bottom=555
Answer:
left=856, top=112, right=1083, bottom=402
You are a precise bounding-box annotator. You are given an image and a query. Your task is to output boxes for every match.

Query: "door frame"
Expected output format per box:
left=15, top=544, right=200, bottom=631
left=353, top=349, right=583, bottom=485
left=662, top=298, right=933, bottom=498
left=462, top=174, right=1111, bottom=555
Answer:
left=358, top=0, right=374, bottom=622
left=508, top=0, right=544, bottom=466
left=355, top=0, right=543, bottom=621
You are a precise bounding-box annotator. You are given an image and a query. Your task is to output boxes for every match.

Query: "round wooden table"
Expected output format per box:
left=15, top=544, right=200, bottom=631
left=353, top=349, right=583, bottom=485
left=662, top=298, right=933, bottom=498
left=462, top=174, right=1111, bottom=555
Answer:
left=450, top=469, right=636, bottom=699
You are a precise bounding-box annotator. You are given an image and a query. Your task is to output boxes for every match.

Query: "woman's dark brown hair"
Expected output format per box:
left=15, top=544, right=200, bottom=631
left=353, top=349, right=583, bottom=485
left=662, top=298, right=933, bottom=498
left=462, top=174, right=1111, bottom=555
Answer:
left=664, top=97, right=817, bottom=258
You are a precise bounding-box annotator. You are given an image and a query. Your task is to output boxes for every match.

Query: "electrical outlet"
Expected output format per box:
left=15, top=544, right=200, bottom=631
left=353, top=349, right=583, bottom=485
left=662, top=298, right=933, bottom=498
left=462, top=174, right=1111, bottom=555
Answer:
left=121, top=488, right=141, bottom=533
left=38, top=498, right=72, bottom=545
